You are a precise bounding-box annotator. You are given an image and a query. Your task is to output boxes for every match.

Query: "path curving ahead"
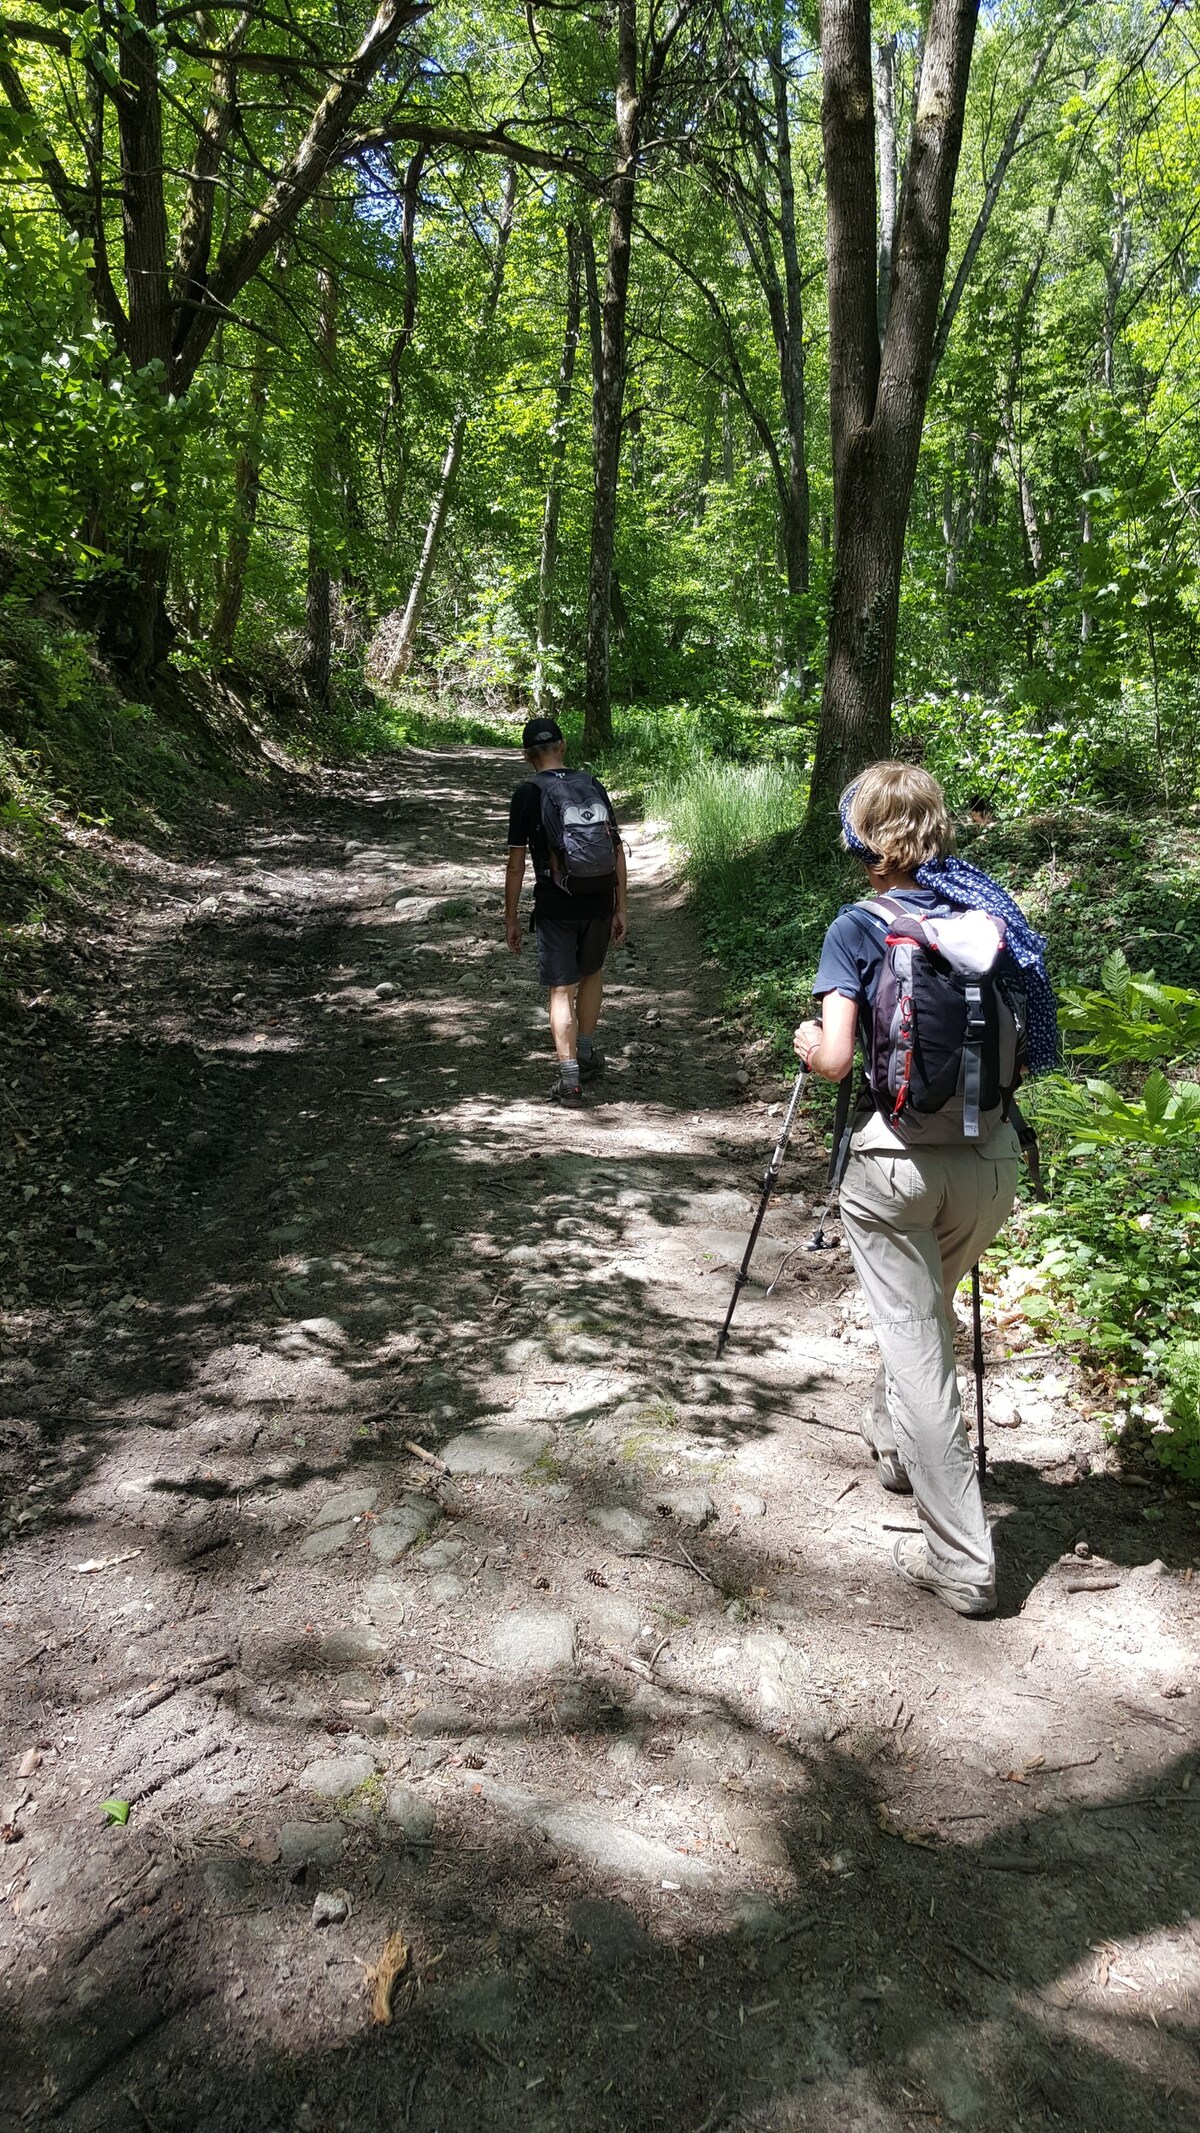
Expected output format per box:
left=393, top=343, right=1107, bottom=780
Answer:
left=1, top=746, right=1198, bottom=2133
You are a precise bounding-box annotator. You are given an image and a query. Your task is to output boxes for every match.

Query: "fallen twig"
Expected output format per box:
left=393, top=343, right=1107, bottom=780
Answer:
left=945, top=1935, right=1010, bottom=1987
left=620, top=1548, right=704, bottom=1581
left=404, top=1439, right=448, bottom=1472
left=1116, top=1699, right=1186, bottom=1733
left=1065, top=1577, right=1120, bottom=1594
left=675, top=1539, right=716, bottom=1587
left=428, top=1640, right=500, bottom=1670
left=1074, top=1790, right=1199, bottom=1814
left=117, top=1652, right=235, bottom=1722
left=612, top=1652, right=657, bottom=1681
left=973, top=1856, right=1070, bottom=1873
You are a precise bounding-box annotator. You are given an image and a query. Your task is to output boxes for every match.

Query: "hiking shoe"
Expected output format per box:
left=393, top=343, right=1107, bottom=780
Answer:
left=891, top=1535, right=996, bottom=1618
left=860, top=1376, right=912, bottom=1495
left=550, top=1077, right=585, bottom=1107
left=578, top=1045, right=605, bottom=1081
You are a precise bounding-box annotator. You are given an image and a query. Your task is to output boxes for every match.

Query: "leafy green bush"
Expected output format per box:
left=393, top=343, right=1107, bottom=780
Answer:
left=1011, top=954, right=1200, bottom=1478
left=1059, top=950, right=1200, bottom=1065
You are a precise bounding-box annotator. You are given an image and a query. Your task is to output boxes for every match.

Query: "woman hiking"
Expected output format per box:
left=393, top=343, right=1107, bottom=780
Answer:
left=794, top=763, right=1057, bottom=1618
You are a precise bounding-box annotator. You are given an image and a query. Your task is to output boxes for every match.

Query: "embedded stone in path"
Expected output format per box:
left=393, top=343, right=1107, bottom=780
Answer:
left=441, top=1425, right=551, bottom=1477
left=364, top=1575, right=407, bottom=1627
left=278, top=1821, right=346, bottom=1871
left=320, top=1626, right=386, bottom=1669
left=312, top=1487, right=378, bottom=1528
left=490, top=1610, right=576, bottom=1675
left=386, top=1783, right=436, bottom=1843
left=369, top=1496, right=438, bottom=1563
left=727, top=1892, right=788, bottom=1941
left=730, top=1489, right=766, bottom=1519
left=410, top=1703, right=475, bottom=1739
left=482, top=1781, right=714, bottom=1887
left=419, top=1537, right=466, bottom=1571
left=298, top=1522, right=354, bottom=1562
left=568, top=1897, right=649, bottom=1972
left=587, top=1505, right=653, bottom=1548
left=427, top=1571, right=465, bottom=1605
left=298, top=1752, right=376, bottom=1799
left=654, top=1485, right=717, bottom=1529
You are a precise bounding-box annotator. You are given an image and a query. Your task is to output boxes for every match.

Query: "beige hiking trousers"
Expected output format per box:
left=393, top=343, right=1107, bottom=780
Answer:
left=838, top=1124, right=1020, bottom=1590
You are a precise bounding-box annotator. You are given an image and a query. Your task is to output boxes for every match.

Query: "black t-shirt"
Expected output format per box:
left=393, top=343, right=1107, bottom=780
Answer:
left=507, top=772, right=619, bottom=921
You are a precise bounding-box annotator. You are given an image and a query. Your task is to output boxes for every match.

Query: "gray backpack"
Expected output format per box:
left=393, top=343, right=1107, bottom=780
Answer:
left=534, top=770, right=617, bottom=894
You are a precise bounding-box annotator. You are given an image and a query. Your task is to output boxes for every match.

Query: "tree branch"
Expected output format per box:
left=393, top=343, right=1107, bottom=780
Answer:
left=932, top=4, right=1079, bottom=372
left=174, top=0, right=431, bottom=389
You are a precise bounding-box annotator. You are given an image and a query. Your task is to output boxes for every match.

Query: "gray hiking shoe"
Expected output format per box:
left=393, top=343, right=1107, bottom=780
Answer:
left=892, top=1535, right=996, bottom=1618
left=550, top=1077, right=585, bottom=1108
left=578, top=1044, right=605, bottom=1081
left=860, top=1374, right=912, bottom=1494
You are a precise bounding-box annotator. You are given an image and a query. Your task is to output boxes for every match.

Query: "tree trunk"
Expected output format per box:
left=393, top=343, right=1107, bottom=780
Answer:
left=931, top=8, right=1072, bottom=371
left=942, top=433, right=980, bottom=596
left=374, top=165, right=517, bottom=686
left=875, top=33, right=897, bottom=342
left=807, top=0, right=980, bottom=826
left=302, top=197, right=339, bottom=707
left=108, top=0, right=174, bottom=680
left=211, top=338, right=269, bottom=655
left=211, top=242, right=290, bottom=657
left=769, top=31, right=811, bottom=666
left=378, top=144, right=426, bottom=544
left=582, top=0, right=640, bottom=754
left=534, top=224, right=583, bottom=709
left=696, top=393, right=715, bottom=519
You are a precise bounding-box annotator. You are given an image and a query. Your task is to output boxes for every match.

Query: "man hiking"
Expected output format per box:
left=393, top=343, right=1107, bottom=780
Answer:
left=504, top=716, right=627, bottom=1106
left=793, top=762, right=1057, bottom=1618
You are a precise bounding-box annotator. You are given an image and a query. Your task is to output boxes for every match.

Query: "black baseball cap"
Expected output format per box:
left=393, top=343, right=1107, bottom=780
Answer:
left=521, top=716, right=563, bottom=749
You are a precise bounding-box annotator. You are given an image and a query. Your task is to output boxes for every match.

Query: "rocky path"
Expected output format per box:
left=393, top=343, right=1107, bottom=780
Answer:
left=1, top=744, right=1199, bottom=2133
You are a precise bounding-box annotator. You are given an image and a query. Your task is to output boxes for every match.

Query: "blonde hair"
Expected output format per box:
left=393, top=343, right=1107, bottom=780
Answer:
left=843, top=762, right=954, bottom=873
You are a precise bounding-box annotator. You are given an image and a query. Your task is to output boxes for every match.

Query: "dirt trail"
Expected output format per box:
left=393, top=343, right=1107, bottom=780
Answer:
left=2, top=744, right=1199, bottom=2133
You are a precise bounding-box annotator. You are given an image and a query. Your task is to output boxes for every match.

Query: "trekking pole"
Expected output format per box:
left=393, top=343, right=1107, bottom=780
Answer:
left=714, top=1067, right=808, bottom=1360
left=970, top=1261, right=987, bottom=1481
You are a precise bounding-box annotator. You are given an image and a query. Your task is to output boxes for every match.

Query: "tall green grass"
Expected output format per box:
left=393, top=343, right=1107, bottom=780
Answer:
left=647, top=759, right=804, bottom=900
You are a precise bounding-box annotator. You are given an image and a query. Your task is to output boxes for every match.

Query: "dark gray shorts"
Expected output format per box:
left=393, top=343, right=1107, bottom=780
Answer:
left=535, top=913, right=613, bottom=989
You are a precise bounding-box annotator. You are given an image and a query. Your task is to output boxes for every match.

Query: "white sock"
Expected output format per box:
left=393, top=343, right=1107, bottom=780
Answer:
left=560, top=1058, right=580, bottom=1087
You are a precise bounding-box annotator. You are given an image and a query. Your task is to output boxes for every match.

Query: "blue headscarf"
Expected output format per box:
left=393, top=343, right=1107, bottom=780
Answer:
left=839, top=785, right=1059, bottom=1073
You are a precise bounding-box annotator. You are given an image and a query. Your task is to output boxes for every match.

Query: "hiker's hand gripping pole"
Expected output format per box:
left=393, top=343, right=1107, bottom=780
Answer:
left=714, top=1066, right=808, bottom=1360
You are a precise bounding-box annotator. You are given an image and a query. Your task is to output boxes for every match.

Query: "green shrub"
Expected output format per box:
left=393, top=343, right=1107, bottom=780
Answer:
left=1006, top=957, right=1200, bottom=1474
left=1157, top=1339, right=1200, bottom=1481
